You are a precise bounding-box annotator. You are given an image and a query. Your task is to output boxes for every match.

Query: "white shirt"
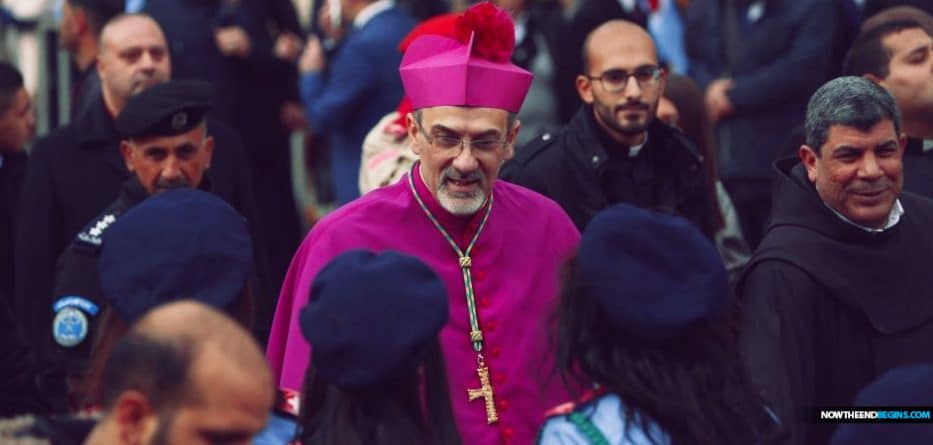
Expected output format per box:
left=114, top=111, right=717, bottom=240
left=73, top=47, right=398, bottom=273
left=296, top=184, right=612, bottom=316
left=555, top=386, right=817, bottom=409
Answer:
left=827, top=199, right=904, bottom=233
left=629, top=135, right=647, bottom=158
left=923, top=139, right=933, bottom=152
left=538, top=394, right=669, bottom=445
left=353, top=0, right=394, bottom=30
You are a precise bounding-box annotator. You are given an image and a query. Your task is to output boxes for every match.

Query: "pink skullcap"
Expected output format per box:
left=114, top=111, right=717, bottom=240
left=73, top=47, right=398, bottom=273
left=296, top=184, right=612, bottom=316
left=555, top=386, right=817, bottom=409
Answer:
left=398, top=2, right=533, bottom=113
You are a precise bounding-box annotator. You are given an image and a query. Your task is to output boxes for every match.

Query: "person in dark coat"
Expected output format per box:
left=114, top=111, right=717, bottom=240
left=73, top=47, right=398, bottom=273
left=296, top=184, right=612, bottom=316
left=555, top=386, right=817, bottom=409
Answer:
left=296, top=0, right=415, bottom=205
left=13, top=14, right=264, bottom=408
left=0, top=63, right=43, bottom=416
left=58, top=0, right=124, bottom=118
left=502, top=20, right=714, bottom=237
left=145, top=0, right=305, bottom=290
left=45, top=79, right=255, bottom=411
left=842, top=16, right=933, bottom=199
left=685, top=0, right=838, bottom=248
left=738, top=77, right=933, bottom=445
left=0, top=62, right=33, bottom=304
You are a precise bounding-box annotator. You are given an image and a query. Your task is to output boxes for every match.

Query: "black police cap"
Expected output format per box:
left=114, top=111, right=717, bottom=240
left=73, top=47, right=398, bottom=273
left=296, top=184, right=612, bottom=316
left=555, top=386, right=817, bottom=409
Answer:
left=115, top=79, right=215, bottom=139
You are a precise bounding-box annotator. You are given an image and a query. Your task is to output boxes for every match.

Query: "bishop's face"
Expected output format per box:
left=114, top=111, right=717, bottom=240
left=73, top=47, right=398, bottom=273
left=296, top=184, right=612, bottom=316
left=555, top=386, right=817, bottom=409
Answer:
left=408, top=106, right=518, bottom=215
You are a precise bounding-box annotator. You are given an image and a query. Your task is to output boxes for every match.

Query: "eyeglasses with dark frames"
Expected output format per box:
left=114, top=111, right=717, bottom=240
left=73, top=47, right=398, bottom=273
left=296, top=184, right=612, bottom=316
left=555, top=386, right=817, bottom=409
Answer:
left=415, top=120, right=508, bottom=154
left=587, top=66, right=663, bottom=93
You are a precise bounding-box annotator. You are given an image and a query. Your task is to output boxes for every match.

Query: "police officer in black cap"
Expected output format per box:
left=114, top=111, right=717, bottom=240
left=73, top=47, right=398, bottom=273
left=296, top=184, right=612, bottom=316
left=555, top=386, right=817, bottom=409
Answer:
left=39, top=79, right=264, bottom=411
left=14, top=16, right=271, bottom=407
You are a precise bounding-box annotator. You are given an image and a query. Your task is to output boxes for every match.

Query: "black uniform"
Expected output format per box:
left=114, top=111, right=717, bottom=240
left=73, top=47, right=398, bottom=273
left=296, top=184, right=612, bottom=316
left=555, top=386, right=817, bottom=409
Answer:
left=71, top=63, right=101, bottom=119
left=37, top=176, right=147, bottom=408
left=502, top=106, right=715, bottom=237
left=738, top=158, right=933, bottom=445
left=14, top=93, right=264, bottom=378
left=1, top=150, right=26, bottom=301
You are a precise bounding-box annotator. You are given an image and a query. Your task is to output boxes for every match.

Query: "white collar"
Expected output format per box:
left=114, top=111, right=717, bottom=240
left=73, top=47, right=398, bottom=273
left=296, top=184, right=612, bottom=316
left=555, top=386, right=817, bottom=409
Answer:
left=629, top=134, right=647, bottom=158
left=923, top=139, right=933, bottom=152
left=826, top=198, right=904, bottom=233
left=354, top=0, right=394, bottom=29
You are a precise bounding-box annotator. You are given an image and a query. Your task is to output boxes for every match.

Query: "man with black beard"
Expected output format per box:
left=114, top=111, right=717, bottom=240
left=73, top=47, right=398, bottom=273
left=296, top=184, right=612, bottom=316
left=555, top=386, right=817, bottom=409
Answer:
left=502, top=20, right=714, bottom=236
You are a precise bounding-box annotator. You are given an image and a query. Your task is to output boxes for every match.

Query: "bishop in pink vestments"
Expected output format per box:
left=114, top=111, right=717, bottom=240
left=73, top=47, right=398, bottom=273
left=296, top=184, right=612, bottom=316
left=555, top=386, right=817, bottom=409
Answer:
left=266, top=4, right=580, bottom=444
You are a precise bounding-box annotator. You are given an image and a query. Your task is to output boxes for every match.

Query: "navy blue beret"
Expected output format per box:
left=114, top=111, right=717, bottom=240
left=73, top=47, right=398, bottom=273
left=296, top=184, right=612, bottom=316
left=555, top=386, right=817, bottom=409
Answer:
left=577, top=204, right=728, bottom=343
left=830, top=365, right=933, bottom=445
left=115, top=79, right=214, bottom=139
left=99, top=189, right=252, bottom=322
left=300, top=250, right=449, bottom=389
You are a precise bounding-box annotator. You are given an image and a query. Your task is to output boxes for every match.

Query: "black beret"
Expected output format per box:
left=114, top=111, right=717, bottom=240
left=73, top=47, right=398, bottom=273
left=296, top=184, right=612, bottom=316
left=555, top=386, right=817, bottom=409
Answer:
left=115, top=79, right=215, bottom=139
left=831, top=365, right=933, bottom=445
left=577, top=204, right=728, bottom=343
left=99, top=189, right=252, bottom=322
left=300, top=250, right=449, bottom=389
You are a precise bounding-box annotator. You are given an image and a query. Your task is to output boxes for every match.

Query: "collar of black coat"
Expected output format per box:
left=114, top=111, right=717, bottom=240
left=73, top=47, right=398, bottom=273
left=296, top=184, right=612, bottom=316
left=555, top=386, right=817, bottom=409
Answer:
left=75, top=93, right=120, bottom=148
left=569, top=105, right=703, bottom=172
left=74, top=174, right=215, bottom=249
left=740, top=157, right=933, bottom=334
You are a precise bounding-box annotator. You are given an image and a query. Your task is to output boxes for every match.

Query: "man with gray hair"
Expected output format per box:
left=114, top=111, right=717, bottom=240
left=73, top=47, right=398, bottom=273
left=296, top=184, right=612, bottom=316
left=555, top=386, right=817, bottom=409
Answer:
left=738, top=76, right=933, bottom=445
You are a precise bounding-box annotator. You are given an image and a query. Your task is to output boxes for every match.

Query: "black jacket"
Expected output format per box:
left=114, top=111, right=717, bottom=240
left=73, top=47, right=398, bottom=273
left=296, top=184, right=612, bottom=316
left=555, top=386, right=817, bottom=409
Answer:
left=502, top=106, right=714, bottom=237
left=14, top=94, right=265, bottom=365
left=1, top=150, right=26, bottom=301
left=902, top=138, right=933, bottom=200
left=738, top=158, right=933, bottom=445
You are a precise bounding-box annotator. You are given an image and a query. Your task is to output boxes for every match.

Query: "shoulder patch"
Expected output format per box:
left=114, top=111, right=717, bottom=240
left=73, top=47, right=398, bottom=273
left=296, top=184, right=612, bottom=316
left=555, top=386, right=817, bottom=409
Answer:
left=76, top=213, right=117, bottom=246
left=52, top=307, right=89, bottom=347
left=51, top=296, right=99, bottom=348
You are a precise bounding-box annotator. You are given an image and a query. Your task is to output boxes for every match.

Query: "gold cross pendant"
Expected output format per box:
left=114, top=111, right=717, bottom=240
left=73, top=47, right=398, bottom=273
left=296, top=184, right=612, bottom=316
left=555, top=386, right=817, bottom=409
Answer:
left=467, top=364, right=499, bottom=424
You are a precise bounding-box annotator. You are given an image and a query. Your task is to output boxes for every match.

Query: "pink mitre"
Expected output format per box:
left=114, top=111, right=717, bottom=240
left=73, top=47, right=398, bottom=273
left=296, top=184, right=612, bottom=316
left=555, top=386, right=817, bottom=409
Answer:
left=398, top=2, right=533, bottom=113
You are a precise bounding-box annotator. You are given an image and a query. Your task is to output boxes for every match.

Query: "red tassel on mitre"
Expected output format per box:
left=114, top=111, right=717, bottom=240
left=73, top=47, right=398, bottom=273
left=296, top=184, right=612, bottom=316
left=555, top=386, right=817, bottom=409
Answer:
left=453, top=2, right=515, bottom=63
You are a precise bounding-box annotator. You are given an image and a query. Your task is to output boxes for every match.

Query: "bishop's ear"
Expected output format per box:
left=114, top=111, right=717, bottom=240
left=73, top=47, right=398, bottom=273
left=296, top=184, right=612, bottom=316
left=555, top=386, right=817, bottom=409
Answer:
left=407, top=112, right=423, bottom=156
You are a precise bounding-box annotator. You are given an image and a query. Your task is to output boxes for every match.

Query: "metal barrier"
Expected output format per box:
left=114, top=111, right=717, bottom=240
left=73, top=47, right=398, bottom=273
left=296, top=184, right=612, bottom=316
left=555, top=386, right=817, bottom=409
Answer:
left=1, top=10, right=71, bottom=142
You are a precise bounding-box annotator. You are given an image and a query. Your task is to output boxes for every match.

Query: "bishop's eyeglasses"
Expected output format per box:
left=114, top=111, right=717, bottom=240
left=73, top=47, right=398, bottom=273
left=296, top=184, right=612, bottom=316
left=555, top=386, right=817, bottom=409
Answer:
left=586, top=66, right=663, bottom=94
left=415, top=120, right=508, bottom=154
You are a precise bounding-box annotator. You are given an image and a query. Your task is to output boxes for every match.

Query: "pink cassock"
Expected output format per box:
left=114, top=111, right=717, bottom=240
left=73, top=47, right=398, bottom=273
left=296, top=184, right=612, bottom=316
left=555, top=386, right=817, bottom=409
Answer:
left=267, top=164, right=580, bottom=445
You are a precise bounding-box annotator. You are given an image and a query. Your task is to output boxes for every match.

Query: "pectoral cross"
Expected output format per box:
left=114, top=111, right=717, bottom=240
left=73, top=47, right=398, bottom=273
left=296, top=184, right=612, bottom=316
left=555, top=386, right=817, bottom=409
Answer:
left=467, top=364, right=499, bottom=424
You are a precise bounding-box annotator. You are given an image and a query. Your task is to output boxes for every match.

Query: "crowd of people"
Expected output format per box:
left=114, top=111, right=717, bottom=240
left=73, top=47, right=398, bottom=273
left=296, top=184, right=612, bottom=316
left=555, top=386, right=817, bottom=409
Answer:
left=1, top=0, right=933, bottom=444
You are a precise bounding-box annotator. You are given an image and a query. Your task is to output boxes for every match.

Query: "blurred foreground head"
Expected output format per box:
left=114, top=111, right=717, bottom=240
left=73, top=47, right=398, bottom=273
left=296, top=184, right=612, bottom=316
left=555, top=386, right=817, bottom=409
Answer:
left=84, top=301, right=274, bottom=445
